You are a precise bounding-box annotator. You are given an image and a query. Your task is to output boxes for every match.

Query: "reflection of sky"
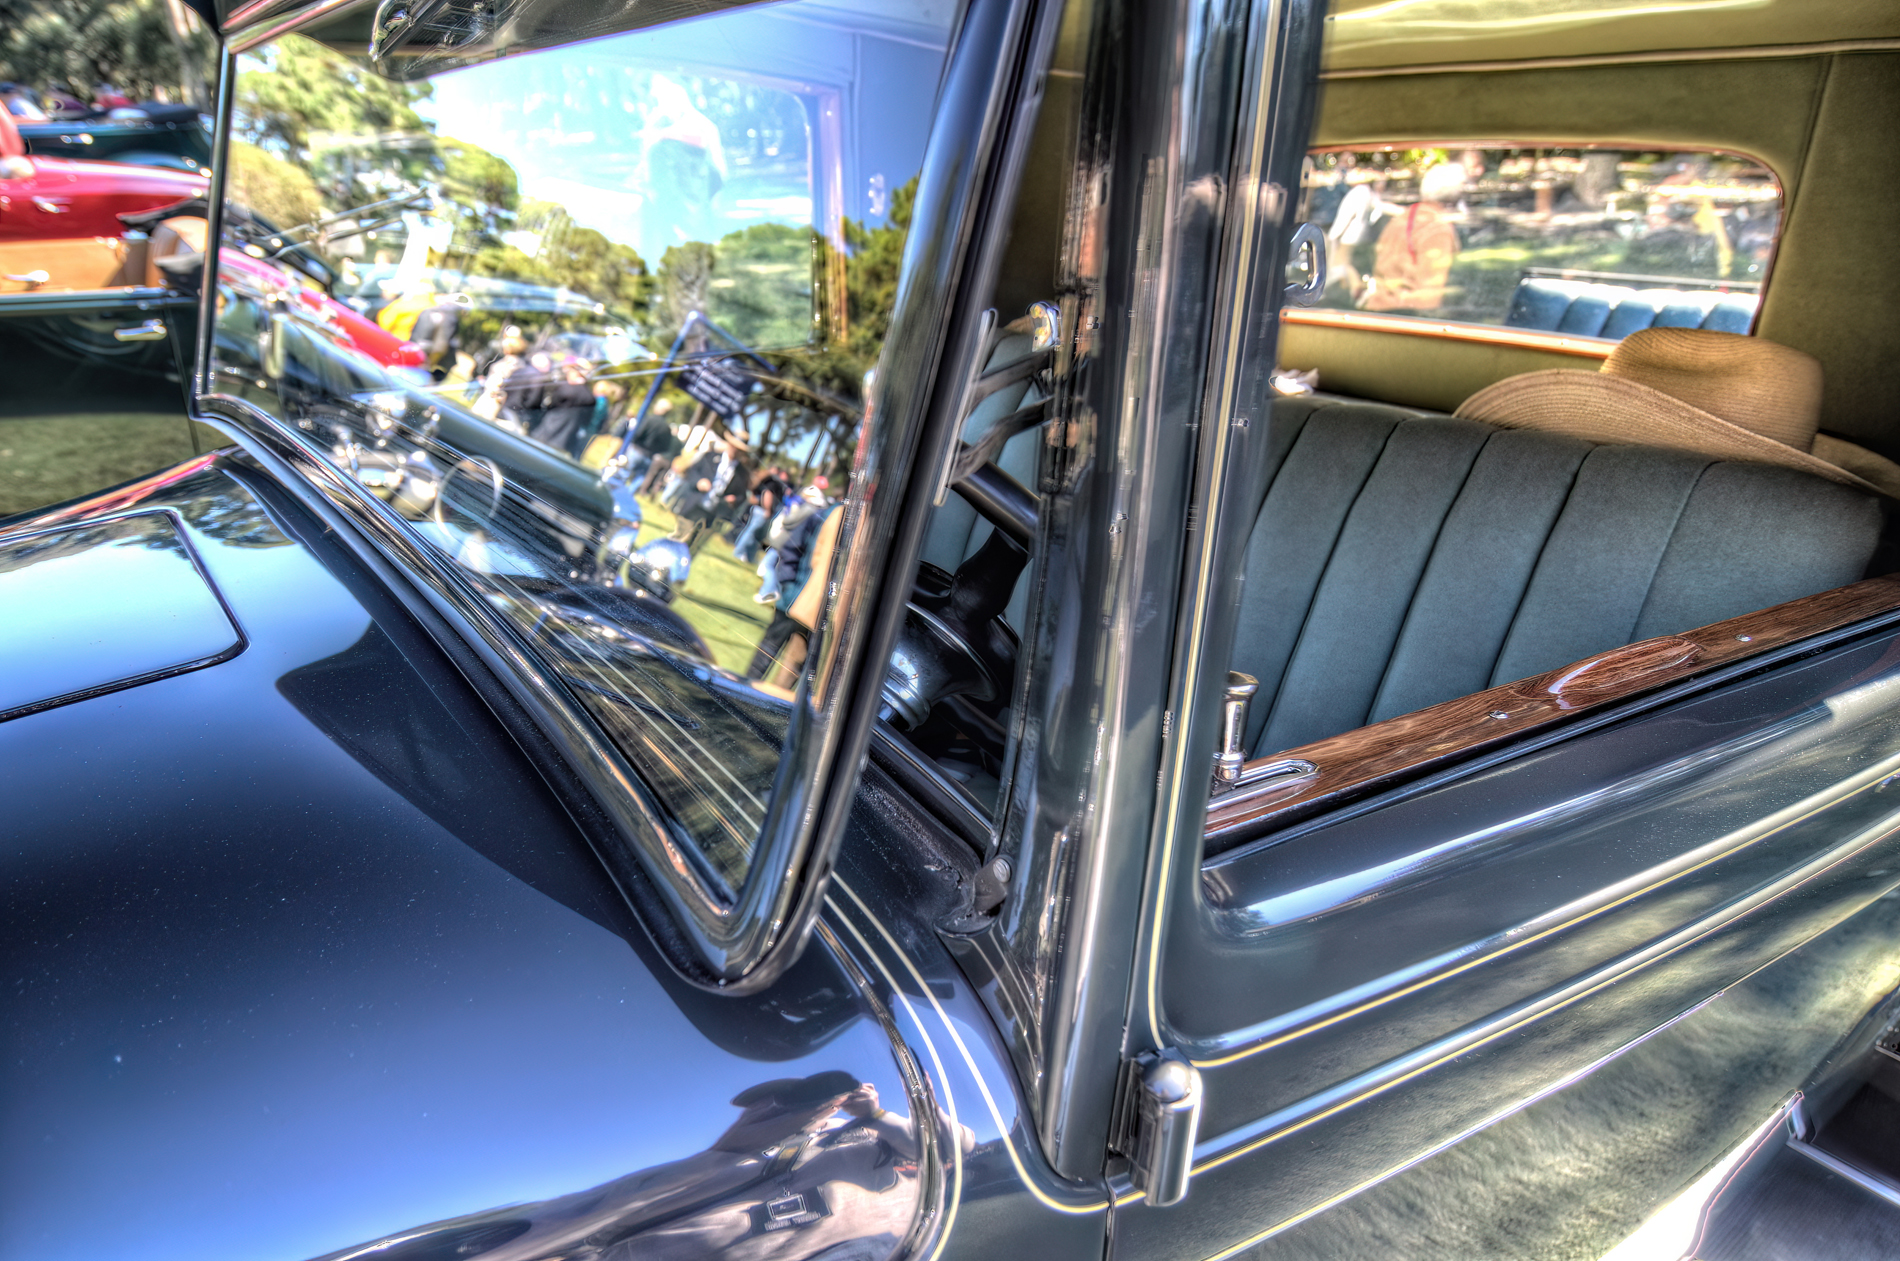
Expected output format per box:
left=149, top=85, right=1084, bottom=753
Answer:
left=416, top=0, right=952, bottom=265
left=0, top=518, right=909, bottom=1261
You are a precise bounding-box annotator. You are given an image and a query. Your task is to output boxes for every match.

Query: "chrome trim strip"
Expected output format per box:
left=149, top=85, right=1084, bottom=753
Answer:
left=1787, top=1137, right=1900, bottom=1210
left=1138, top=0, right=1313, bottom=1049
left=1321, top=39, right=1900, bottom=80
left=1132, top=994, right=1728, bottom=1242
left=1190, top=709, right=1822, bottom=1065
left=228, top=0, right=376, bottom=52
left=1187, top=786, right=1900, bottom=1174
left=193, top=49, right=236, bottom=398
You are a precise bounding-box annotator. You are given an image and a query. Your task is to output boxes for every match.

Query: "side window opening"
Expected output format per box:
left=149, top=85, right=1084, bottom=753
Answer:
left=1204, top=143, right=1900, bottom=855
left=872, top=0, right=1090, bottom=825
left=1296, top=145, right=1779, bottom=338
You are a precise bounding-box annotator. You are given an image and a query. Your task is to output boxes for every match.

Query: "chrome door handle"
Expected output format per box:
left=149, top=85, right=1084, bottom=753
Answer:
left=1283, top=221, right=1327, bottom=307
left=3, top=269, right=49, bottom=289
left=32, top=197, right=70, bottom=214
left=113, top=319, right=168, bottom=342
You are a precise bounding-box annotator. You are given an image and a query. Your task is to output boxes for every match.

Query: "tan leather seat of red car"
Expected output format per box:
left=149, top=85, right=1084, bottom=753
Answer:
left=146, top=215, right=207, bottom=288
left=0, top=236, right=135, bottom=292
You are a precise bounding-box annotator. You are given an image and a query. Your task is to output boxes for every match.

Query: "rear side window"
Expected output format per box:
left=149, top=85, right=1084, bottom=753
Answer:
left=1298, top=145, right=1780, bottom=339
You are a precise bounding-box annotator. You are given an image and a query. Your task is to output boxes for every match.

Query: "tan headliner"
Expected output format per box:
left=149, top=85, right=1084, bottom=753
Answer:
left=1324, top=0, right=1900, bottom=72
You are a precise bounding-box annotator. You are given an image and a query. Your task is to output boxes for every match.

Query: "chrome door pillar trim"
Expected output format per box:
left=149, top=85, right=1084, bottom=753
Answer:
left=959, top=0, right=1293, bottom=1182
left=1129, top=0, right=1323, bottom=1052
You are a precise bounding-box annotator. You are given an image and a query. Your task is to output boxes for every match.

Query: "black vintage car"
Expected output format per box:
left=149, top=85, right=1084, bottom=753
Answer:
left=17, top=106, right=214, bottom=171
left=9, top=0, right=1900, bottom=1258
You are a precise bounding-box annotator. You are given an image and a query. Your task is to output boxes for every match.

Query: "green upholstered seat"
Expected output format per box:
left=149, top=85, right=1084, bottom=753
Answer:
left=1235, top=395, right=1884, bottom=755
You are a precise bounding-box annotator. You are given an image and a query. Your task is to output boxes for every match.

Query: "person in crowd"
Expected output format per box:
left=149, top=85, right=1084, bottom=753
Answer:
left=750, top=479, right=828, bottom=605
left=573, top=378, right=626, bottom=461
left=376, top=284, right=439, bottom=340
left=472, top=325, right=530, bottom=422
left=747, top=487, right=842, bottom=682
left=671, top=432, right=751, bottom=551
left=731, top=466, right=790, bottom=565
left=407, top=296, right=464, bottom=381
left=629, top=398, right=683, bottom=492
left=1324, top=159, right=1385, bottom=303
left=500, top=348, right=557, bottom=435
left=530, top=356, right=598, bottom=453
left=0, top=83, right=47, bottom=120
left=640, top=75, right=727, bottom=251
left=1363, top=161, right=1464, bottom=312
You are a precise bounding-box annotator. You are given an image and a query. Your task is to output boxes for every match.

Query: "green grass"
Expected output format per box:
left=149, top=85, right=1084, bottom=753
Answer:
left=0, top=413, right=198, bottom=519
left=630, top=496, right=775, bottom=674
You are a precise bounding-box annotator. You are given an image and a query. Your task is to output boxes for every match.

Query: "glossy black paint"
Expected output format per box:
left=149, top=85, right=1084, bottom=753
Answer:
left=0, top=456, right=1103, bottom=1261
left=0, top=510, right=242, bottom=719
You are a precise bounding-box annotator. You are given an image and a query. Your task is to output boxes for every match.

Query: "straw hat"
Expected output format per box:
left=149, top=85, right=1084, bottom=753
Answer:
left=1455, top=327, right=1886, bottom=493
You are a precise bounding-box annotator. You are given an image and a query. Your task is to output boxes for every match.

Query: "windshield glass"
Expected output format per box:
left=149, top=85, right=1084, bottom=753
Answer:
left=211, top=0, right=956, bottom=896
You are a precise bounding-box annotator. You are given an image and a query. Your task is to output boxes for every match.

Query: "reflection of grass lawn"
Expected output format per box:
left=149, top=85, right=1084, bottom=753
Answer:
left=0, top=413, right=197, bottom=519
left=632, top=496, right=773, bottom=674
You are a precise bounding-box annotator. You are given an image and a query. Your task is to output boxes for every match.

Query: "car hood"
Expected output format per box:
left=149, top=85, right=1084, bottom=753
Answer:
left=0, top=455, right=915, bottom=1261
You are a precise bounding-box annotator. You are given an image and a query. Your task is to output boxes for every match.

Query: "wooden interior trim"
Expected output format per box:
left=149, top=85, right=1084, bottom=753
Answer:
left=1321, top=39, right=1900, bottom=81
left=1205, top=574, right=1900, bottom=848
left=1281, top=308, right=1615, bottom=361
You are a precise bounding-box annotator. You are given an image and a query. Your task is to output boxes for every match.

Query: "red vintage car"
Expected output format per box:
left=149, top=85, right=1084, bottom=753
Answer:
left=3, top=103, right=422, bottom=372
left=0, top=105, right=207, bottom=242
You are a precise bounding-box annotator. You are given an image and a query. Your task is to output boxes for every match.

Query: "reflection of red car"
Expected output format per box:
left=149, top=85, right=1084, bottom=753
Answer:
left=0, top=104, right=206, bottom=241
left=0, top=154, right=207, bottom=241
left=219, top=247, right=428, bottom=373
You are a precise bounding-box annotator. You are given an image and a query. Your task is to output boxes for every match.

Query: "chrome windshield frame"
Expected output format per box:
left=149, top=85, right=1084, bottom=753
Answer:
left=197, top=0, right=1062, bottom=992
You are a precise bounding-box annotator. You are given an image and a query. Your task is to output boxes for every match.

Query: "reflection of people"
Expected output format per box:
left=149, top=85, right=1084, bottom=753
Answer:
left=732, top=466, right=791, bottom=565
left=671, top=432, right=751, bottom=550
left=300, top=1070, right=972, bottom=1261
left=529, top=357, right=598, bottom=453
left=748, top=486, right=839, bottom=682
left=641, top=76, right=727, bottom=249
left=472, top=325, right=530, bottom=422
left=1363, top=163, right=1462, bottom=312
left=1324, top=164, right=1383, bottom=303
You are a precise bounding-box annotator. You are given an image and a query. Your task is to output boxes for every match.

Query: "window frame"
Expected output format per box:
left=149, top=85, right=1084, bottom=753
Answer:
left=192, top=0, right=1057, bottom=994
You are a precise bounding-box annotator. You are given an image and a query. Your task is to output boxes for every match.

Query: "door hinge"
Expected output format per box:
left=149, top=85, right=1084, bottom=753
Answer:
left=1108, top=1049, right=1204, bottom=1207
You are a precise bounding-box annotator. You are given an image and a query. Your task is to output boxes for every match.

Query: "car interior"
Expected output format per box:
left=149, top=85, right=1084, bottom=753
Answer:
left=884, top=0, right=1900, bottom=860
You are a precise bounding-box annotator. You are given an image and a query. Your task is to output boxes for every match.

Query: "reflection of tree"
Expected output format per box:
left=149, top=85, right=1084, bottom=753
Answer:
left=706, top=223, right=813, bottom=352
left=175, top=487, right=296, bottom=548
left=237, top=37, right=434, bottom=189
left=227, top=141, right=325, bottom=231
left=0, top=0, right=215, bottom=109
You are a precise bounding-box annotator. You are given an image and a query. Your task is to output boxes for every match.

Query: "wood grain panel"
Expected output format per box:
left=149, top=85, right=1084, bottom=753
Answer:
left=1205, top=574, right=1900, bottom=848
left=1282, top=307, right=1616, bottom=360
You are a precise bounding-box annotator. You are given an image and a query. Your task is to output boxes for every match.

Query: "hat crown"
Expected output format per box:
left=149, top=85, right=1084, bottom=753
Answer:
left=1601, top=327, right=1822, bottom=452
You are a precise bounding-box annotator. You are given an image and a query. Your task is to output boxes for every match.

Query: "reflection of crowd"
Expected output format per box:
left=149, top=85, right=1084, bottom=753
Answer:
left=1301, top=148, right=1777, bottom=319
left=464, top=323, right=627, bottom=459
left=608, top=399, right=846, bottom=685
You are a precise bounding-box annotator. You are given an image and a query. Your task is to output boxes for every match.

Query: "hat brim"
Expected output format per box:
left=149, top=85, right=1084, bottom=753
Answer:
left=1456, top=371, right=1876, bottom=493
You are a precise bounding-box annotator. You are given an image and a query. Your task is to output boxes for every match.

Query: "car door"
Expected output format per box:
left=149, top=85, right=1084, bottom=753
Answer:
left=0, top=249, right=203, bottom=520
left=0, top=89, right=208, bottom=518
left=1106, top=8, right=1900, bottom=1259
